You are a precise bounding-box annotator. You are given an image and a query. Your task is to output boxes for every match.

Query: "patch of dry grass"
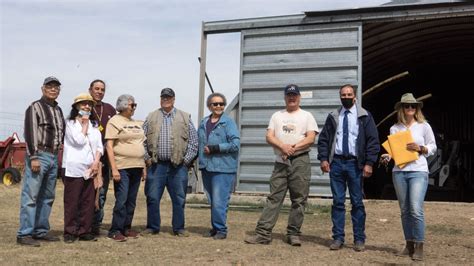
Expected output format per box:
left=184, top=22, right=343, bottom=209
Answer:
left=0, top=182, right=473, bottom=264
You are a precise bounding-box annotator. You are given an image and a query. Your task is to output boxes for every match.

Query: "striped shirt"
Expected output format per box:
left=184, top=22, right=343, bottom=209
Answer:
left=24, top=96, right=65, bottom=159
left=143, top=108, right=198, bottom=166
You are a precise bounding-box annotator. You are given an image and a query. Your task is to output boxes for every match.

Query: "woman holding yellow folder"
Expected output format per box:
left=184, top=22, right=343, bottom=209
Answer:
left=381, top=93, right=436, bottom=261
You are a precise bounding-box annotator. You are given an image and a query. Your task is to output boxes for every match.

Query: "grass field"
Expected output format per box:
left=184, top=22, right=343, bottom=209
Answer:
left=0, top=182, right=473, bottom=265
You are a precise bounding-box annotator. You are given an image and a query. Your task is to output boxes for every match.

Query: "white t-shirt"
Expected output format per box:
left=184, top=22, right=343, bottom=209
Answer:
left=268, top=108, right=319, bottom=163
left=63, top=120, right=104, bottom=178
left=390, top=121, right=436, bottom=172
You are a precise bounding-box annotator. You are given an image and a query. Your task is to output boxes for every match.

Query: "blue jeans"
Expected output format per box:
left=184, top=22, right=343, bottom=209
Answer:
left=392, top=171, right=428, bottom=242
left=329, top=158, right=365, bottom=243
left=145, top=162, right=188, bottom=233
left=109, top=168, right=142, bottom=235
left=17, top=152, right=59, bottom=237
left=92, top=159, right=110, bottom=230
left=202, top=170, right=235, bottom=235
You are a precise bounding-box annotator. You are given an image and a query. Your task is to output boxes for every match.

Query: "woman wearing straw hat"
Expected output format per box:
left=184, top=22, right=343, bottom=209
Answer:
left=380, top=93, right=436, bottom=261
left=62, top=92, right=103, bottom=243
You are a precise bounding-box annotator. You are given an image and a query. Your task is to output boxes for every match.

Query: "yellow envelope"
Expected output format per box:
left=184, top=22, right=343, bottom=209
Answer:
left=387, top=130, right=418, bottom=168
left=382, top=140, right=406, bottom=168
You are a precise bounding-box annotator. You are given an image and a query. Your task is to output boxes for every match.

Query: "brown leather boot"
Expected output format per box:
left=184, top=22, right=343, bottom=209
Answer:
left=412, top=242, right=424, bottom=261
left=396, top=241, right=414, bottom=257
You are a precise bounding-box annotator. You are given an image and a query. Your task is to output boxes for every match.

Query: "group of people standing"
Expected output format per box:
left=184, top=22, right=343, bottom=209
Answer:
left=16, top=76, right=239, bottom=246
left=243, top=84, right=435, bottom=262
left=16, top=76, right=435, bottom=261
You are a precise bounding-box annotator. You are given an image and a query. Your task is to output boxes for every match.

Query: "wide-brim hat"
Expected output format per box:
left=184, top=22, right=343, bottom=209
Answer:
left=394, top=93, right=423, bottom=109
left=72, top=92, right=96, bottom=106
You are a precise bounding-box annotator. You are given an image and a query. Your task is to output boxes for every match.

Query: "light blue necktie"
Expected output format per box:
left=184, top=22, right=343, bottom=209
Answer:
left=343, top=110, right=350, bottom=157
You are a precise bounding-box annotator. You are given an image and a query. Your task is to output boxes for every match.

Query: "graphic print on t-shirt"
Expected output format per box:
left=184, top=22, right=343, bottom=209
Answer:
left=282, top=124, right=295, bottom=134
left=280, top=119, right=299, bottom=145
left=123, top=125, right=143, bottom=134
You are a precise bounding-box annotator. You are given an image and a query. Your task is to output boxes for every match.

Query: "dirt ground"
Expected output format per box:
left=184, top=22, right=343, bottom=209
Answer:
left=0, top=183, right=473, bottom=265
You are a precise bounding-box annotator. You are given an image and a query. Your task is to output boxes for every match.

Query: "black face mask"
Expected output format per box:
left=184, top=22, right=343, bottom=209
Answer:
left=341, top=98, right=354, bottom=109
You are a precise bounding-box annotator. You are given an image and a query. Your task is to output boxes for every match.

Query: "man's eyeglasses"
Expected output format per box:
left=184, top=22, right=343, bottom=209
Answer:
left=44, top=84, right=61, bottom=91
left=403, top=103, right=418, bottom=109
left=161, top=96, right=173, bottom=101
left=129, top=103, right=137, bottom=108
left=211, top=102, right=225, bottom=107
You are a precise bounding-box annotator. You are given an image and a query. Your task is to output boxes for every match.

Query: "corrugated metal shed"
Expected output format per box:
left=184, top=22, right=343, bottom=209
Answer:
left=237, top=23, right=362, bottom=195
left=199, top=1, right=474, bottom=199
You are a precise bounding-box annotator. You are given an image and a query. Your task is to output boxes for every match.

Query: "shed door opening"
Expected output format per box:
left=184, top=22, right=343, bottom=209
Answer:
left=362, top=16, right=474, bottom=201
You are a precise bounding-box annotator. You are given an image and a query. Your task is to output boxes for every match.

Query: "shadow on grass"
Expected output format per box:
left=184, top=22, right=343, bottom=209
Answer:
left=243, top=230, right=399, bottom=253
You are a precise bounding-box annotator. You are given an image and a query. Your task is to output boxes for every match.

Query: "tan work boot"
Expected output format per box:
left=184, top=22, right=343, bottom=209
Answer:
left=396, top=241, right=415, bottom=257
left=244, top=234, right=271, bottom=245
left=412, top=242, right=424, bottom=261
left=286, top=235, right=302, bottom=246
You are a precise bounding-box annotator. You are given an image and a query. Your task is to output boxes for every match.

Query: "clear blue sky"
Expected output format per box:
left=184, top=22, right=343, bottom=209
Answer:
left=0, top=0, right=387, bottom=139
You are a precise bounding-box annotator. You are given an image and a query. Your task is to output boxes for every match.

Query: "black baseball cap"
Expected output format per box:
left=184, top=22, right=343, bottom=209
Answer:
left=160, top=87, right=175, bottom=97
left=284, top=84, right=300, bottom=95
left=43, top=76, right=61, bottom=85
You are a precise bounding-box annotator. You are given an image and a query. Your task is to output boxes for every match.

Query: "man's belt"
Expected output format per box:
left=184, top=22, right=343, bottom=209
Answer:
left=37, top=145, right=59, bottom=154
left=334, top=154, right=357, bottom=160
left=287, top=152, right=309, bottom=161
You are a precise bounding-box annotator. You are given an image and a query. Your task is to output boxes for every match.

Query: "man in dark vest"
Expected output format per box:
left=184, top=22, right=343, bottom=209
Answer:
left=142, top=87, right=198, bottom=236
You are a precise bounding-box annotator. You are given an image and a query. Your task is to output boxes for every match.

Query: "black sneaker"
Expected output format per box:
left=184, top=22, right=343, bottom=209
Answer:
left=63, top=234, right=77, bottom=243
left=91, top=227, right=101, bottom=236
left=33, top=233, right=60, bottom=242
left=213, top=233, right=227, bottom=240
left=329, top=240, right=344, bottom=250
left=203, top=229, right=217, bottom=238
left=17, top=236, right=40, bottom=247
left=79, top=234, right=98, bottom=241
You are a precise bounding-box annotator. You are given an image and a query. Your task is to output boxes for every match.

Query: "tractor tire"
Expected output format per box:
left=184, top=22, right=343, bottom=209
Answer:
left=2, top=167, right=21, bottom=186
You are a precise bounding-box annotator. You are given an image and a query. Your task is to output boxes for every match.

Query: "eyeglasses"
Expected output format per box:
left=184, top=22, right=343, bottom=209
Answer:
left=403, top=103, right=418, bottom=109
left=129, top=103, right=137, bottom=108
left=79, top=102, right=93, bottom=106
left=211, top=102, right=225, bottom=107
left=44, top=84, right=61, bottom=91
left=161, top=96, right=173, bottom=101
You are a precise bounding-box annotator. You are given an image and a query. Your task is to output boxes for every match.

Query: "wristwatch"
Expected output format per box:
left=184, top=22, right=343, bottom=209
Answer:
left=418, top=145, right=425, bottom=154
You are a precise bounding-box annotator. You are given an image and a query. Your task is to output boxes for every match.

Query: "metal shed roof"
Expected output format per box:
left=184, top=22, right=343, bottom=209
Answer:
left=203, top=2, right=474, bottom=34
left=198, top=1, right=474, bottom=196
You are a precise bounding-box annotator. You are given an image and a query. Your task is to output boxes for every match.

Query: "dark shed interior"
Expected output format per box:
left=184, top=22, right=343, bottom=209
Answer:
left=362, top=16, right=474, bottom=201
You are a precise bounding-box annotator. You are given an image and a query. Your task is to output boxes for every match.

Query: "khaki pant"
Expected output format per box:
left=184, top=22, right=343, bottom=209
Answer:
left=255, top=154, right=311, bottom=240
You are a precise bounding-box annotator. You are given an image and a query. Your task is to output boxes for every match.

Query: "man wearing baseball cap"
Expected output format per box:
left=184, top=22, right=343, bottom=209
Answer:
left=17, top=76, right=65, bottom=246
left=142, top=87, right=198, bottom=237
left=245, top=84, right=319, bottom=246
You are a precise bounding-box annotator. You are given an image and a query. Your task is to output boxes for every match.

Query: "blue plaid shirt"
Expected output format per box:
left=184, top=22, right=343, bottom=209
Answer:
left=143, top=108, right=198, bottom=166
